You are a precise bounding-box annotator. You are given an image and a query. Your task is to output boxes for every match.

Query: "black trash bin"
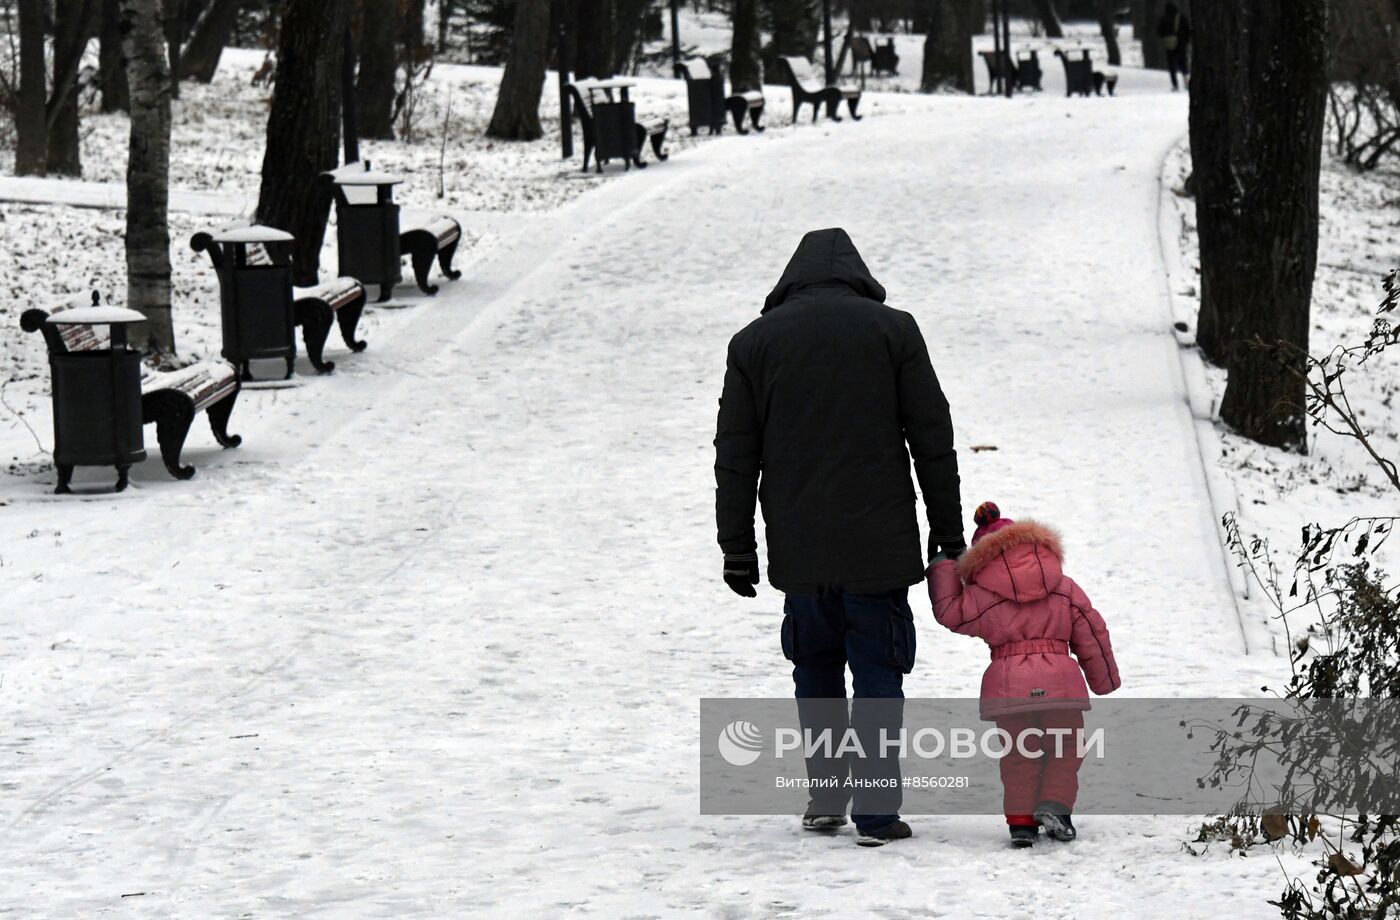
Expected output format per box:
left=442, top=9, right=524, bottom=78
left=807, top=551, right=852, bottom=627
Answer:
left=323, top=161, right=405, bottom=303
left=190, top=223, right=297, bottom=380
left=20, top=293, right=147, bottom=494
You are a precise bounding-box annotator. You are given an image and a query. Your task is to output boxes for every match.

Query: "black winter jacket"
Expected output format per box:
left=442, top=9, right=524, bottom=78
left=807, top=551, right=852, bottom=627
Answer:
left=714, top=228, right=963, bottom=594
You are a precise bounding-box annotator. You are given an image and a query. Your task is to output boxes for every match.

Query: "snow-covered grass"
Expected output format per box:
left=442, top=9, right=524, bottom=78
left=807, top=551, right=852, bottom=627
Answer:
left=1162, top=144, right=1400, bottom=636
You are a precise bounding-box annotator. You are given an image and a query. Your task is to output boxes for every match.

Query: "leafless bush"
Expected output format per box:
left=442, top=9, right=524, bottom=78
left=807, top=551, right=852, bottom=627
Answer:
left=1327, top=0, right=1400, bottom=170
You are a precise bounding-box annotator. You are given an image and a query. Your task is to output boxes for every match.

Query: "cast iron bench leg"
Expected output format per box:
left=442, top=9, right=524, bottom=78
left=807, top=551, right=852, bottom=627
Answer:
left=750, top=104, right=765, bottom=132
left=55, top=463, right=74, bottom=495
left=846, top=96, right=862, bottom=120
left=438, top=239, right=462, bottom=282
left=206, top=391, right=242, bottom=449
left=338, top=296, right=369, bottom=352
left=409, top=238, right=439, bottom=295
left=824, top=90, right=843, bottom=122
left=727, top=98, right=749, bottom=135
left=115, top=464, right=131, bottom=493
left=650, top=130, right=669, bottom=162
left=145, top=392, right=198, bottom=480
left=296, top=302, right=336, bottom=373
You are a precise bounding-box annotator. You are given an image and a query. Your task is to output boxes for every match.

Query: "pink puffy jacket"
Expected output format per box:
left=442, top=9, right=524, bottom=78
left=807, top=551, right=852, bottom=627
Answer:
left=928, top=520, right=1120, bottom=720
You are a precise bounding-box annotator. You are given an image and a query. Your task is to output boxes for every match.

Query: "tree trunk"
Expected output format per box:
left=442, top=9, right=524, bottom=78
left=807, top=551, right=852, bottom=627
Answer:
left=121, top=0, right=175, bottom=355
left=1141, top=0, right=1166, bottom=69
left=256, top=0, right=349, bottom=285
left=850, top=0, right=871, bottom=32
left=1030, top=0, right=1064, bottom=38
left=921, top=0, right=975, bottom=93
left=1191, top=0, right=1327, bottom=451
left=574, top=0, right=613, bottom=78
left=179, top=0, right=242, bottom=82
left=356, top=0, right=398, bottom=138
left=764, top=0, right=820, bottom=73
left=731, top=0, right=762, bottom=90
left=100, top=0, right=131, bottom=111
left=15, top=0, right=48, bottom=175
left=165, top=0, right=185, bottom=97
left=401, top=0, right=426, bottom=61
left=48, top=0, right=97, bottom=176
left=486, top=0, right=549, bottom=139
left=1093, top=0, right=1121, bottom=65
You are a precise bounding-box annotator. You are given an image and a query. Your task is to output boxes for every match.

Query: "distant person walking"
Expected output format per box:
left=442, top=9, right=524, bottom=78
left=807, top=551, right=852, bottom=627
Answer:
left=714, top=228, right=964, bottom=848
left=1157, top=2, right=1192, bottom=91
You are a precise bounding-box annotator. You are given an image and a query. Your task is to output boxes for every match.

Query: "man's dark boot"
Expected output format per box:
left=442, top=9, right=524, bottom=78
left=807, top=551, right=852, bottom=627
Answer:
left=802, top=813, right=848, bottom=831
left=856, top=819, right=912, bottom=847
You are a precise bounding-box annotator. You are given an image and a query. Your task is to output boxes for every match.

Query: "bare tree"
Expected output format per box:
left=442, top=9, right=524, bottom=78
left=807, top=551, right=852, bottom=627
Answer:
left=921, top=0, right=975, bottom=93
left=730, top=0, right=763, bottom=91
left=121, top=0, right=175, bottom=354
left=1093, top=0, right=1121, bottom=66
left=1029, top=0, right=1064, bottom=38
left=486, top=0, right=549, bottom=139
left=1189, top=0, right=1328, bottom=450
left=48, top=0, right=99, bottom=176
left=179, top=0, right=242, bottom=82
left=356, top=0, right=398, bottom=138
left=14, top=0, right=47, bottom=174
left=255, top=0, right=350, bottom=285
left=100, top=0, right=131, bottom=112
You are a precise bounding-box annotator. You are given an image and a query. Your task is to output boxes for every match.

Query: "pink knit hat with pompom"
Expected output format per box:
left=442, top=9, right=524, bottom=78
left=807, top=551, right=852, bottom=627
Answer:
left=972, top=502, right=1015, bottom=544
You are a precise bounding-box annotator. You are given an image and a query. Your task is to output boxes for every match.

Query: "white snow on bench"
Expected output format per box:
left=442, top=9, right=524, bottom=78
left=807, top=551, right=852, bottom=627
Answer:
left=401, top=213, right=461, bottom=245
left=294, top=278, right=363, bottom=310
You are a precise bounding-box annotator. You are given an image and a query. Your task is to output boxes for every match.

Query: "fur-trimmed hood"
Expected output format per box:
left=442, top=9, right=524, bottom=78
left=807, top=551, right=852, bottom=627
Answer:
left=957, top=520, right=1065, bottom=602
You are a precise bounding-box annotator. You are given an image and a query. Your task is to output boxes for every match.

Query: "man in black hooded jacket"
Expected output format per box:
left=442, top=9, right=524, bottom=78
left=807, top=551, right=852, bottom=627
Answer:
left=714, top=228, right=964, bottom=846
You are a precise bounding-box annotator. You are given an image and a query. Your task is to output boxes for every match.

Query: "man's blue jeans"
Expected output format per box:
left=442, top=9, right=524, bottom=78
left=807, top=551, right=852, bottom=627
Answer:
left=781, top=587, right=915, bottom=834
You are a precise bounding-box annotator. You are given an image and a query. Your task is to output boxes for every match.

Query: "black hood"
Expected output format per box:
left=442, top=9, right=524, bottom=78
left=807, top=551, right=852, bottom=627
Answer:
left=762, top=228, right=887, bottom=313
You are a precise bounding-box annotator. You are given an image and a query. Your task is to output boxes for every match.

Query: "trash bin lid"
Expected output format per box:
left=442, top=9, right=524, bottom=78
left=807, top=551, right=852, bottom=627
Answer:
left=325, top=162, right=405, bottom=186
left=209, top=223, right=294, bottom=244
left=48, top=305, right=146, bottom=325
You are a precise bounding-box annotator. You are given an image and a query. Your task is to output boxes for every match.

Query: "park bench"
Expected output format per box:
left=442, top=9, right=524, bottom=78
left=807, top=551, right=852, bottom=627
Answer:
left=676, top=57, right=766, bottom=136
left=872, top=38, right=899, bottom=76
left=978, top=49, right=1018, bottom=92
left=21, top=296, right=242, bottom=484
left=192, top=225, right=369, bottom=375
left=780, top=55, right=862, bottom=124
left=566, top=79, right=669, bottom=173
left=1054, top=49, right=1116, bottom=97
left=399, top=212, right=463, bottom=295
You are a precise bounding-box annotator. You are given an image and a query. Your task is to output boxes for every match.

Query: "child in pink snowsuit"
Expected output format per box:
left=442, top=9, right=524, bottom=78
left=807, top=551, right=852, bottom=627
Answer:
left=928, top=502, right=1120, bottom=847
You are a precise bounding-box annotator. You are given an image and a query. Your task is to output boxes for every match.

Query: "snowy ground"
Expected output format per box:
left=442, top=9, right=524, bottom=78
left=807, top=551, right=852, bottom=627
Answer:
left=0, top=45, right=1329, bottom=920
left=1162, top=144, right=1400, bottom=642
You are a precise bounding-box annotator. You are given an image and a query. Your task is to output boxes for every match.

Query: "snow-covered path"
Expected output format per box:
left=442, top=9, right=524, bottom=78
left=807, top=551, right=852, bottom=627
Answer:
left=2, top=93, right=1292, bottom=917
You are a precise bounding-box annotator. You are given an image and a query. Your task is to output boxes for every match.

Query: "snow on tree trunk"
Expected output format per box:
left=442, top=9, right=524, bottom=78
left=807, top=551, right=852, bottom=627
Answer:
left=15, top=0, right=48, bottom=175
left=921, top=0, right=975, bottom=94
left=256, top=0, right=349, bottom=286
left=486, top=0, right=550, bottom=140
left=179, top=0, right=243, bottom=83
left=100, top=0, right=131, bottom=112
left=1190, top=0, right=1326, bottom=452
left=730, top=0, right=763, bottom=91
left=356, top=0, right=398, bottom=139
left=121, top=0, right=175, bottom=355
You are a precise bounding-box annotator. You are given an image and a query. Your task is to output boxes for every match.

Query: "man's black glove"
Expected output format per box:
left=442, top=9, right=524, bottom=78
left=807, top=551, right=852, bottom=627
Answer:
left=723, top=553, right=760, bottom=597
left=933, top=539, right=967, bottom=563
